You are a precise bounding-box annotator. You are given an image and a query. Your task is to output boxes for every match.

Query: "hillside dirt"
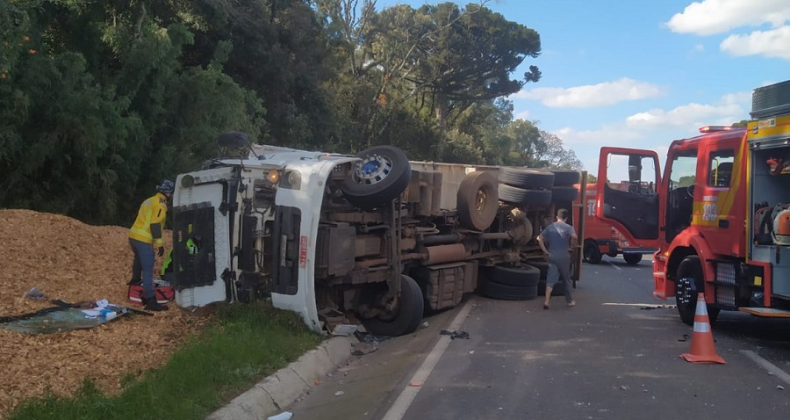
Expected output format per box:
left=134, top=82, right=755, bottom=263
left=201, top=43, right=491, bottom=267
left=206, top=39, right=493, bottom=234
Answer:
left=0, top=209, right=212, bottom=418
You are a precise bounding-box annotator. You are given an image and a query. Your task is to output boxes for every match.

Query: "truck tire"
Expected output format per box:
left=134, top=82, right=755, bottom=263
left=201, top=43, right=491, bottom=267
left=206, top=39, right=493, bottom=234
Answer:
left=530, top=261, right=549, bottom=279
left=551, top=186, right=579, bottom=202
left=480, top=277, right=537, bottom=300
left=498, top=184, right=552, bottom=207
left=550, top=170, right=581, bottom=187
left=623, top=253, right=643, bottom=265
left=457, top=170, right=499, bottom=231
left=583, top=239, right=602, bottom=264
left=487, top=263, right=540, bottom=287
left=537, top=279, right=566, bottom=296
left=363, top=275, right=424, bottom=337
left=499, top=167, right=554, bottom=190
left=675, top=256, right=720, bottom=327
left=341, top=145, right=411, bottom=209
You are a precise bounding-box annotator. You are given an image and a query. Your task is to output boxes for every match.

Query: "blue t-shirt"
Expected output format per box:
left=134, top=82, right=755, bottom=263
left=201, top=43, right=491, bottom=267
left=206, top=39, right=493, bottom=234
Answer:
left=539, top=221, right=576, bottom=259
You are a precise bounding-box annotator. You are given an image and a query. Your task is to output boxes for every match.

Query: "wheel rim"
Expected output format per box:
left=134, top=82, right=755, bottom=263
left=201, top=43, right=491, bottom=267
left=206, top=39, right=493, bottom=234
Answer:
left=584, top=244, right=594, bottom=261
left=353, top=154, right=393, bottom=185
left=475, top=188, right=488, bottom=214
left=677, top=275, right=695, bottom=309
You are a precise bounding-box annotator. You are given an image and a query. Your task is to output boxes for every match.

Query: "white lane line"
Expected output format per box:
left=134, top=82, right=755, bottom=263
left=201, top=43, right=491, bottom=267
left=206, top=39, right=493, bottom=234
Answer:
left=741, top=350, right=790, bottom=386
left=381, top=300, right=474, bottom=420
left=608, top=261, right=622, bottom=272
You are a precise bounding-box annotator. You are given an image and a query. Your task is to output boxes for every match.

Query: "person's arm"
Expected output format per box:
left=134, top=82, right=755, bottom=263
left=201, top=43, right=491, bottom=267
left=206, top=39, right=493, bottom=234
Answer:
left=151, top=198, right=167, bottom=255
left=537, top=233, right=550, bottom=256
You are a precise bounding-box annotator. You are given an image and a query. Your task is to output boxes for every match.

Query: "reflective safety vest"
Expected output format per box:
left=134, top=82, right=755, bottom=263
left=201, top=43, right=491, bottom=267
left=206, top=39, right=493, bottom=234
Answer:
left=161, top=238, right=198, bottom=275
left=128, top=192, right=168, bottom=246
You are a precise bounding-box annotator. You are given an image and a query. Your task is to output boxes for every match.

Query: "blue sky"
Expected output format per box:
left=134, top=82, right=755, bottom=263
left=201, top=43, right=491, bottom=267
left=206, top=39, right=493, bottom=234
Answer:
left=375, top=0, right=790, bottom=179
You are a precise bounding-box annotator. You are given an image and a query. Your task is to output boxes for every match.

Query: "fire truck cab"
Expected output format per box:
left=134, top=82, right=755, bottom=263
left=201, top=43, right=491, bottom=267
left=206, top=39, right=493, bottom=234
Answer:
left=593, top=80, right=790, bottom=325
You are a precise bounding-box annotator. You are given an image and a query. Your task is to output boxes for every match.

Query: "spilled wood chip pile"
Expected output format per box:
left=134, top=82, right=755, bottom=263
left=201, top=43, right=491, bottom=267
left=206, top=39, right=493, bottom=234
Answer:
left=0, top=209, right=212, bottom=417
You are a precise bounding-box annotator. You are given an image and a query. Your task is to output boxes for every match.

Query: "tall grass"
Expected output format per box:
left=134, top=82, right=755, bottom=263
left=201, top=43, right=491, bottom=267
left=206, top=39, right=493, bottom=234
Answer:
left=8, top=302, right=323, bottom=420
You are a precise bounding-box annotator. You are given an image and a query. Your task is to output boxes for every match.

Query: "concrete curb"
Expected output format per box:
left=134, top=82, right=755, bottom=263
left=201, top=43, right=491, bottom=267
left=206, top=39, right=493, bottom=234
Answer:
left=207, top=335, right=357, bottom=420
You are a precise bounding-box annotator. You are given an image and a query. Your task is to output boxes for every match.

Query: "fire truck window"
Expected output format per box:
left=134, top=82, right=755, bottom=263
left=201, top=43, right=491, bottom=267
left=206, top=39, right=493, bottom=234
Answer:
left=707, top=150, right=734, bottom=188
left=669, top=153, right=697, bottom=190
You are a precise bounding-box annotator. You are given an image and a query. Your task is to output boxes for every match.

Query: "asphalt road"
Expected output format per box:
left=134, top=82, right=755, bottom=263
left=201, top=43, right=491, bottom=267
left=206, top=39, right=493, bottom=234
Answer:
left=286, top=256, right=790, bottom=420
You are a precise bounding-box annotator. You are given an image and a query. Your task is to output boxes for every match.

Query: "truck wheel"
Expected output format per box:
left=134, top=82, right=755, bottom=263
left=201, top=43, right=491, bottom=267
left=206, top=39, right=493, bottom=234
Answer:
left=480, top=277, right=537, bottom=300
left=488, top=263, right=540, bottom=287
left=457, top=171, right=499, bottom=231
left=341, top=145, right=411, bottom=209
left=363, top=275, right=424, bottom=337
left=551, top=186, right=579, bottom=202
left=529, top=261, right=549, bottom=279
left=675, top=256, right=720, bottom=327
left=499, top=167, right=554, bottom=190
left=550, top=170, right=580, bottom=187
left=623, top=253, right=643, bottom=265
left=498, top=184, right=552, bottom=207
left=583, top=240, right=602, bottom=264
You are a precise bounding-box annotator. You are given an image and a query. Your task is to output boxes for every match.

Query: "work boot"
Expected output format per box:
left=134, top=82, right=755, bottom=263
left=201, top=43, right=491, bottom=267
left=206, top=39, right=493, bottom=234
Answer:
left=143, top=297, right=169, bottom=312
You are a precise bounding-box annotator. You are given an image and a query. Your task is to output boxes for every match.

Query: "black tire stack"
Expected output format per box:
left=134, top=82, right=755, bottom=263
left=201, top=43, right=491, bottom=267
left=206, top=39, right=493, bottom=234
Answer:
left=497, top=168, right=554, bottom=207
left=479, top=264, right=541, bottom=300
left=548, top=170, right=581, bottom=204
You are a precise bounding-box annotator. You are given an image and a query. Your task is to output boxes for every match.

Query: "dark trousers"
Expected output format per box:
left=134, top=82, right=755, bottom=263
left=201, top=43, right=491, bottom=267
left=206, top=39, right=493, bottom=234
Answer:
left=129, top=238, right=155, bottom=300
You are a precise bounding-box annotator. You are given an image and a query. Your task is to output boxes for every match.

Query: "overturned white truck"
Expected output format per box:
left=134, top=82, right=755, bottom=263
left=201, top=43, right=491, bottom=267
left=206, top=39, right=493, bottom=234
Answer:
left=171, top=134, right=585, bottom=336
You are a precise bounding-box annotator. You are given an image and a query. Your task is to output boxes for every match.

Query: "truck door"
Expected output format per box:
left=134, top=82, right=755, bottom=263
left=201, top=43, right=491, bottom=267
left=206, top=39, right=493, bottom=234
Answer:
left=595, top=148, right=662, bottom=248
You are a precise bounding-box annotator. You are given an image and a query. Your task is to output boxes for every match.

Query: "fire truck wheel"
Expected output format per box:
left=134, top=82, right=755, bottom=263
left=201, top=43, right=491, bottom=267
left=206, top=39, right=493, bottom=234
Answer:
left=499, top=167, right=555, bottom=189
left=583, top=240, right=602, bottom=264
left=623, top=253, right=643, bottom=265
left=549, top=170, right=581, bottom=187
left=363, top=275, right=425, bottom=337
left=487, top=263, right=540, bottom=287
left=498, top=184, right=552, bottom=207
left=342, top=145, right=412, bottom=209
left=551, top=186, right=579, bottom=202
left=675, top=256, right=720, bottom=327
left=457, top=170, right=499, bottom=230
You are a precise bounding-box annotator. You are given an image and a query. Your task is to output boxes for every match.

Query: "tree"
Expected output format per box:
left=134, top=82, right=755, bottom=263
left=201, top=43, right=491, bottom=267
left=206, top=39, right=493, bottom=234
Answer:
left=362, top=2, right=542, bottom=158
left=533, top=130, right=583, bottom=169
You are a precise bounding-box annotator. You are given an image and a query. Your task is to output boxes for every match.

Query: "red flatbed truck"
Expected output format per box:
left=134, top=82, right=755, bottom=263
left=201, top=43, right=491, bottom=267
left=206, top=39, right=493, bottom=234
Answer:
left=575, top=182, right=657, bottom=265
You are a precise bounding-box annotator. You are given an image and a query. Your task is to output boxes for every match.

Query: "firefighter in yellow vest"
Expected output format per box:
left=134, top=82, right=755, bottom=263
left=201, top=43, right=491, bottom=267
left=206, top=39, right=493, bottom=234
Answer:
left=128, top=180, right=174, bottom=311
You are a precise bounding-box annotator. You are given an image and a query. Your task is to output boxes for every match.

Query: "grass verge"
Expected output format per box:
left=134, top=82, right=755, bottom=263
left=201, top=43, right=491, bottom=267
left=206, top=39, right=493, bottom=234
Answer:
left=7, top=301, right=323, bottom=420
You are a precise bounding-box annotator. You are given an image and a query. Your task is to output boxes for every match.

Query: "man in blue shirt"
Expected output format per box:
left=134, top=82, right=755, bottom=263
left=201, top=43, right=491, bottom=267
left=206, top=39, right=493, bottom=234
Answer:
left=537, top=208, right=578, bottom=309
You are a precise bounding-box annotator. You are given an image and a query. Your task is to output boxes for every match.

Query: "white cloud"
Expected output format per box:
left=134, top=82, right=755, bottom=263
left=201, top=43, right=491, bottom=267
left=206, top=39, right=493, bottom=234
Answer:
left=720, top=26, right=790, bottom=59
left=694, top=44, right=705, bottom=52
left=514, top=110, right=530, bottom=120
left=625, top=91, right=750, bottom=129
left=515, top=78, right=664, bottom=108
left=552, top=125, right=646, bottom=146
left=665, top=0, right=790, bottom=36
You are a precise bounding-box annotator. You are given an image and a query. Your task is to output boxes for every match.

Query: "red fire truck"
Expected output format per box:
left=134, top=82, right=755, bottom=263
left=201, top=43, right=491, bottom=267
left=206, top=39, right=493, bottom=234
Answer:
left=575, top=183, right=657, bottom=265
left=593, top=80, right=790, bottom=325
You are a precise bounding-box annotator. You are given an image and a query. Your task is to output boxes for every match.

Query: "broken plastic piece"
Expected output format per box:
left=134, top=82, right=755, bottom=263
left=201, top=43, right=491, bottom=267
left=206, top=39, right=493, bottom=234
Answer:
left=24, top=287, right=46, bottom=301
left=409, top=382, right=421, bottom=387
left=332, top=324, right=357, bottom=336
left=267, top=412, right=293, bottom=420
left=439, top=330, right=470, bottom=340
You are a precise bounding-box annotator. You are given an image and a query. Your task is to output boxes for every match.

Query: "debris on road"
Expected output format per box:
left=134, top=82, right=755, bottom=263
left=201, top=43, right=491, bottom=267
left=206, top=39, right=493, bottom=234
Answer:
left=332, top=324, right=357, bottom=336
left=440, top=330, right=470, bottom=340
left=779, top=385, right=786, bottom=391
left=351, top=342, right=379, bottom=356
left=24, top=287, right=47, bottom=301
left=335, top=391, right=345, bottom=397
left=267, top=411, right=293, bottom=420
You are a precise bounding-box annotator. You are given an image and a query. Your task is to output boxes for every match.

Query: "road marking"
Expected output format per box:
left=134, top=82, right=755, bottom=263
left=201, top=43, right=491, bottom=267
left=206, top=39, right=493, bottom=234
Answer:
left=608, top=261, right=622, bottom=271
left=381, top=300, right=474, bottom=420
left=602, top=303, right=676, bottom=308
left=741, top=350, right=790, bottom=386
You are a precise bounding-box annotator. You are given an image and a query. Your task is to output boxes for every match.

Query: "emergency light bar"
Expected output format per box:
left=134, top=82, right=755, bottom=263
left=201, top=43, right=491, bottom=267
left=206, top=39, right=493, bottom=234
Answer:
left=699, top=126, right=734, bottom=133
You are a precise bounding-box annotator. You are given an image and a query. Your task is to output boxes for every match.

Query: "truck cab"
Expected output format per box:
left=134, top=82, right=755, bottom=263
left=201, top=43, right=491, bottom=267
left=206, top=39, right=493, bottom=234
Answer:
left=593, top=80, right=790, bottom=325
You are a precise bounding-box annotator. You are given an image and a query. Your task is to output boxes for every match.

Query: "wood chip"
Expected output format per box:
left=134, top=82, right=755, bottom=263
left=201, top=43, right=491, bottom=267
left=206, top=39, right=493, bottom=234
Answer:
left=0, top=209, right=212, bottom=416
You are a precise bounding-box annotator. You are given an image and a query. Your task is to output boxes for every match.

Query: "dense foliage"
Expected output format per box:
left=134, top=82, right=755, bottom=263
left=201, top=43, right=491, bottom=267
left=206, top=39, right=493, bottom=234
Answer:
left=0, top=0, right=581, bottom=225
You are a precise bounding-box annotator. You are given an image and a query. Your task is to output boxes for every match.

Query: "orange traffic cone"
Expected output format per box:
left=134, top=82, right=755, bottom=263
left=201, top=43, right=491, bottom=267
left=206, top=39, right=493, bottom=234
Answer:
left=680, top=292, right=726, bottom=364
